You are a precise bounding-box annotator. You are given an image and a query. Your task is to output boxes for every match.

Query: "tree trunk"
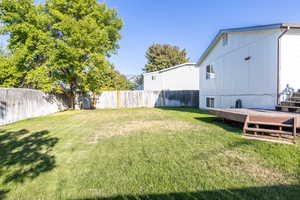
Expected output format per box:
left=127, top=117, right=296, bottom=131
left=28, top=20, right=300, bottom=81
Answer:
left=70, top=90, right=75, bottom=109
left=92, top=93, right=97, bottom=109
left=70, top=82, right=76, bottom=109
left=69, top=81, right=82, bottom=110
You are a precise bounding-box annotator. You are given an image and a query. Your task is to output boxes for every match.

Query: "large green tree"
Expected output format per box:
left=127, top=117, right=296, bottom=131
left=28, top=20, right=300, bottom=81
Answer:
left=46, top=0, right=123, bottom=108
left=142, top=44, right=189, bottom=72
left=0, top=0, right=123, bottom=108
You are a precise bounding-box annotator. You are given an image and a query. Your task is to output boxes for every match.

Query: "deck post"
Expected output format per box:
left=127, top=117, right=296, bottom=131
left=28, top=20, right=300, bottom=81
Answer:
left=255, top=124, right=259, bottom=135
left=293, top=117, right=297, bottom=143
left=279, top=126, right=282, bottom=138
left=243, top=115, right=249, bottom=135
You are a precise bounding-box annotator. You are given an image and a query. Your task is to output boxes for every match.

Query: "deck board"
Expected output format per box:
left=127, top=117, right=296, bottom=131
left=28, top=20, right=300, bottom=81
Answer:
left=209, top=108, right=300, bottom=127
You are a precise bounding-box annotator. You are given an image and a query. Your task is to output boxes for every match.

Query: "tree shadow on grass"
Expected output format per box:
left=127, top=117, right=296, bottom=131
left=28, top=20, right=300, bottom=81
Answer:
left=194, top=116, right=243, bottom=134
left=157, top=106, right=205, bottom=114
left=0, top=190, right=9, bottom=200
left=0, top=129, right=58, bottom=185
left=158, top=107, right=243, bottom=134
left=70, top=184, right=300, bottom=200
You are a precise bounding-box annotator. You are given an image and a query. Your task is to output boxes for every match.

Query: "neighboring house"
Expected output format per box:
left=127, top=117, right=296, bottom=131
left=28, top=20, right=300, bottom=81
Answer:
left=198, top=23, right=300, bottom=109
left=143, top=63, right=199, bottom=90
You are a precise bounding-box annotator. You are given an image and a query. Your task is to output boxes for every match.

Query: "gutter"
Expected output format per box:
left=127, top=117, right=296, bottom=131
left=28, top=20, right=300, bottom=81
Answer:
left=277, top=26, right=290, bottom=105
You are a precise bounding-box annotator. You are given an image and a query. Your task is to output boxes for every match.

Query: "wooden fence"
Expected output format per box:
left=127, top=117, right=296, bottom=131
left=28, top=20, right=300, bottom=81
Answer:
left=91, top=90, right=199, bottom=109
left=0, top=88, right=69, bottom=126
left=0, top=88, right=199, bottom=125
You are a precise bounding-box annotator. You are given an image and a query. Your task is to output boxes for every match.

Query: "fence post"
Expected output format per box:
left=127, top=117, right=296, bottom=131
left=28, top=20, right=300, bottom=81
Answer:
left=116, top=90, right=121, bottom=108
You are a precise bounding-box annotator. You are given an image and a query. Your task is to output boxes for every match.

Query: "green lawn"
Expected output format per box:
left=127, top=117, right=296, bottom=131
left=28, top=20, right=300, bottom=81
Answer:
left=0, top=107, right=299, bottom=200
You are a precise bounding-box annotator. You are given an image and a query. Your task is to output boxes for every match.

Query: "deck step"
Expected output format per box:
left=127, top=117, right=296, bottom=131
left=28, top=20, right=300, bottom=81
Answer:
left=247, top=121, right=293, bottom=127
left=276, top=105, right=300, bottom=113
left=276, top=105, right=300, bottom=109
left=280, top=101, right=300, bottom=106
left=243, top=134, right=295, bottom=144
left=292, top=92, right=300, bottom=97
left=243, top=114, right=298, bottom=144
left=245, top=127, right=293, bottom=135
left=278, top=91, right=300, bottom=113
left=290, top=97, right=300, bottom=101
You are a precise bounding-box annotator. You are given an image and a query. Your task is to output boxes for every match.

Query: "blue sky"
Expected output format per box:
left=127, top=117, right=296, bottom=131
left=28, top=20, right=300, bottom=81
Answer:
left=2, top=0, right=300, bottom=75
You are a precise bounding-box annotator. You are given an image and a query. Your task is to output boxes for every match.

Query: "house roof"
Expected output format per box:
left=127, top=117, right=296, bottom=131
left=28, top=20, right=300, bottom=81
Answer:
left=197, top=23, right=300, bottom=66
left=143, top=62, right=196, bottom=75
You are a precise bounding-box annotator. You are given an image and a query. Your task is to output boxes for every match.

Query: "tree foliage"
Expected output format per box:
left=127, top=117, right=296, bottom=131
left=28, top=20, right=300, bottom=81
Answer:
left=0, top=0, right=129, bottom=108
left=0, top=0, right=49, bottom=88
left=143, top=44, right=189, bottom=72
left=111, top=70, right=134, bottom=90
left=87, top=64, right=133, bottom=93
left=0, top=44, right=8, bottom=57
left=132, top=75, right=143, bottom=90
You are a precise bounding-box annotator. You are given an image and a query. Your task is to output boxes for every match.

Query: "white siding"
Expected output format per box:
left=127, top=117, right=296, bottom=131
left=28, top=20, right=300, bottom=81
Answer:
left=199, top=29, right=282, bottom=109
left=280, top=31, right=300, bottom=94
left=143, top=63, right=199, bottom=90
left=143, top=72, right=163, bottom=90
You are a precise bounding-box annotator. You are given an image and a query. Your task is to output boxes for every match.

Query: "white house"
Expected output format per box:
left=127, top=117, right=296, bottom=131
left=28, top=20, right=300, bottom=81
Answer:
left=198, top=23, right=300, bottom=109
left=143, top=63, right=199, bottom=90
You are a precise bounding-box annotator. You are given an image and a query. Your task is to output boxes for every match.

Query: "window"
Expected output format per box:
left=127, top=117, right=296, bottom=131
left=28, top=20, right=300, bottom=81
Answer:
left=206, top=65, right=216, bottom=80
left=222, top=33, right=228, bottom=46
left=206, top=97, right=215, bottom=108
left=151, top=75, right=156, bottom=80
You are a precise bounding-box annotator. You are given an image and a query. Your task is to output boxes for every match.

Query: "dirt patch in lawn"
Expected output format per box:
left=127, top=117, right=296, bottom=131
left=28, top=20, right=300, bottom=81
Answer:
left=220, top=150, right=289, bottom=184
left=88, top=119, right=206, bottom=143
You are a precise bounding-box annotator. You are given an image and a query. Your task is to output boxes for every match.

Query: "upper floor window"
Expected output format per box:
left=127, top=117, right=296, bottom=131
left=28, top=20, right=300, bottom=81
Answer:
left=206, top=64, right=216, bottom=80
left=151, top=75, right=156, bottom=80
left=222, top=33, right=228, bottom=46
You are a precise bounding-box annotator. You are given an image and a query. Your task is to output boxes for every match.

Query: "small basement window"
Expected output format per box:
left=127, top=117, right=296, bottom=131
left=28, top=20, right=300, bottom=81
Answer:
left=222, top=33, right=228, bottom=46
left=206, top=97, right=215, bottom=108
left=206, top=65, right=216, bottom=80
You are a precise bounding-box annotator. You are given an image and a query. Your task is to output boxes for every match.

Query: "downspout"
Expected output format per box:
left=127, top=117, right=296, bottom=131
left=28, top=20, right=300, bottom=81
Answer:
left=277, top=26, right=290, bottom=105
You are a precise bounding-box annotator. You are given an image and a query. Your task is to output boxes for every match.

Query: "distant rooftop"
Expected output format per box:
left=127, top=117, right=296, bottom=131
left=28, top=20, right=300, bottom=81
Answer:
left=143, top=62, right=196, bottom=75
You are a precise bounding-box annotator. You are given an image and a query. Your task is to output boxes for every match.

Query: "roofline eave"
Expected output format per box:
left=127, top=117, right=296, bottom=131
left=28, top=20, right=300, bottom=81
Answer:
left=197, top=23, right=300, bottom=66
left=143, top=62, right=196, bottom=75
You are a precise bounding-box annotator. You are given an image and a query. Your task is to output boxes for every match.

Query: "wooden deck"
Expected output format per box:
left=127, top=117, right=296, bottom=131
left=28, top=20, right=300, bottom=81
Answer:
left=209, top=108, right=300, bottom=144
left=210, top=108, right=300, bottom=126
